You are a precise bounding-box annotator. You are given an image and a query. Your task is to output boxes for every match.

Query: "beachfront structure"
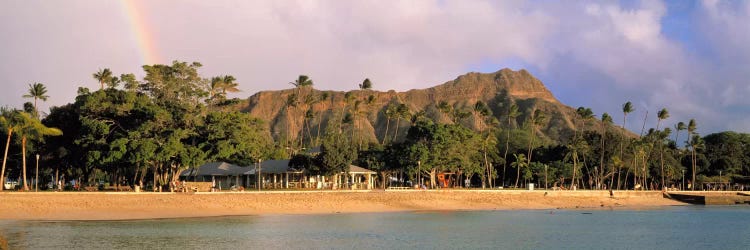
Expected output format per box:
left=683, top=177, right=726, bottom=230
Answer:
left=181, top=161, right=377, bottom=190
left=257, top=160, right=377, bottom=190
left=180, top=162, right=254, bottom=190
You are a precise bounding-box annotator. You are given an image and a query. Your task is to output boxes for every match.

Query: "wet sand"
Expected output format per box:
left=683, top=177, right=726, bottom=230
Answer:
left=0, top=190, right=685, bottom=221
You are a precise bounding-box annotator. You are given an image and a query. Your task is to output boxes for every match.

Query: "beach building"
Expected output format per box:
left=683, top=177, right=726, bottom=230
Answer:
left=180, top=162, right=254, bottom=190
left=182, top=160, right=377, bottom=190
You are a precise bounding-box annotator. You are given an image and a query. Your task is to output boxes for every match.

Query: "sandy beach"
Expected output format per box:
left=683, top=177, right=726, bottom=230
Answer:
left=0, top=190, right=686, bottom=221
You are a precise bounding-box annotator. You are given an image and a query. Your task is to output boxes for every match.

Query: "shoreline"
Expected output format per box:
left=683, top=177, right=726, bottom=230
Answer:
left=0, top=190, right=687, bottom=221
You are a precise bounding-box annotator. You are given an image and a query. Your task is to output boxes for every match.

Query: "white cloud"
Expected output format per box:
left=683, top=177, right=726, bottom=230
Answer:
left=1, top=0, right=749, bottom=134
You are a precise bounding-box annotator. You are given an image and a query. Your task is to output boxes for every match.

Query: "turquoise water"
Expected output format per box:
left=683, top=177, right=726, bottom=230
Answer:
left=1, top=206, right=748, bottom=249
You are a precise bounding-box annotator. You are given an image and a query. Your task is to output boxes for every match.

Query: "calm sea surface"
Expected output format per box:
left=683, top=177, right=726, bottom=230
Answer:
left=1, top=206, right=748, bottom=249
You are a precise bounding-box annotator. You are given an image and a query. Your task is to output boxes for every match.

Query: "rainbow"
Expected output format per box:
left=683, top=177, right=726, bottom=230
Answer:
left=120, top=0, right=161, bottom=65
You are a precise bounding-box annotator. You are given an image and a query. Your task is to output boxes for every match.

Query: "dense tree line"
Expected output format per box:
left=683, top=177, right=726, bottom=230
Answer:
left=2, top=61, right=749, bottom=191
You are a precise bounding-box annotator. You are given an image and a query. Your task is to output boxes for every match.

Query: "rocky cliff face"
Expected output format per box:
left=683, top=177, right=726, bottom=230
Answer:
left=237, top=68, right=602, bottom=145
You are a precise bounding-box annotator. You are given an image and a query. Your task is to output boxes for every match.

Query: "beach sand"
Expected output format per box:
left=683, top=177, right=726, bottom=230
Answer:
left=0, top=190, right=685, bottom=221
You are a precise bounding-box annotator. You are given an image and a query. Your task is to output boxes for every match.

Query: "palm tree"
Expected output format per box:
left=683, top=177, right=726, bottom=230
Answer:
left=315, top=92, right=329, bottom=145
left=359, top=78, right=372, bottom=90
left=600, top=113, right=613, bottom=190
left=526, top=109, right=546, bottom=169
left=284, top=93, right=298, bottom=154
left=290, top=75, right=313, bottom=149
left=22, top=83, right=49, bottom=118
left=511, top=153, right=528, bottom=188
left=656, top=108, right=669, bottom=188
left=392, top=103, right=409, bottom=142
left=437, top=101, right=453, bottom=123
left=382, top=104, right=397, bottom=145
left=209, top=75, right=241, bottom=102
left=567, top=136, right=589, bottom=189
left=503, top=103, right=519, bottom=187
left=15, top=112, right=62, bottom=191
left=619, top=101, right=634, bottom=189
left=93, top=68, right=113, bottom=90
left=473, top=101, right=492, bottom=188
left=687, top=119, right=700, bottom=191
left=674, top=122, right=686, bottom=147
left=575, top=107, right=594, bottom=139
left=656, top=108, right=669, bottom=131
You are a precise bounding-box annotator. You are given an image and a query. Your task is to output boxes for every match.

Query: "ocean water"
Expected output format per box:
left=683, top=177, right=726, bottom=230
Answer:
left=0, top=206, right=748, bottom=249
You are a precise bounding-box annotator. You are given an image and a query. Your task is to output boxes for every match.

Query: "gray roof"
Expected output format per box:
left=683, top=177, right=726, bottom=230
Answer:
left=183, top=161, right=376, bottom=176
left=257, top=159, right=293, bottom=174
left=348, top=165, right=376, bottom=174
left=181, top=162, right=253, bottom=176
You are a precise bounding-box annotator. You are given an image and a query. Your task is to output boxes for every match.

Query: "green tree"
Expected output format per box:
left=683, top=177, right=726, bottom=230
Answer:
left=121, top=73, right=139, bottom=92
left=318, top=125, right=357, bottom=187
left=22, top=83, right=49, bottom=118
left=0, top=109, right=20, bottom=190
left=15, top=112, right=62, bottom=190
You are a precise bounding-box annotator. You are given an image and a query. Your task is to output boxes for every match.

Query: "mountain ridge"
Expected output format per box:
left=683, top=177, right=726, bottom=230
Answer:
left=236, top=68, right=614, bottom=145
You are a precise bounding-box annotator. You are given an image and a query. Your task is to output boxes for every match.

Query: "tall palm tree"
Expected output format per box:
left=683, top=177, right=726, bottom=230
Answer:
left=503, top=103, right=519, bottom=187
left=622, top=102, right=634, bottom=130
left=93, top=68, right=113, bottom=90
left=511, top=153, right=528, bottom=188
left=656, top=108, right=669, bottom=188
left=656, top=108, right=669, bottom=131
left=600, top=113, right=613, bottom=190
left=22, top=83, right=49, bottom=118
left=687, top=119, right=697, bottom=190
left=526, top=109, right=546, bottom=169
left=15, top=112, right=62, bottom=191
left=473, top=101, right=491, bottom=187
left=382, top=103, right=397, bottom=145
left=290, top=75, right=313, bottom=149
left=674, top=122, right=686, bottom=147
left=315, top=92, right=329, bottom=145
left=284, top=93, right=298, bottom=154
left=575, top=106, right=594, bottom=139
left=392, top=103, right=409, bottom=142
left=566, top=138, right=588, bottom=189
left=619, top=101, right=634, bottom=189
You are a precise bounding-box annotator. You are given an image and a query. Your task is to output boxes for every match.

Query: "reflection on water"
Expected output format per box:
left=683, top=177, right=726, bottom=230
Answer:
left=0, top=206, right=749, bottom=249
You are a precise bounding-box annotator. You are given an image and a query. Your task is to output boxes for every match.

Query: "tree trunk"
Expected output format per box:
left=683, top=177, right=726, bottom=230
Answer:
left=382, top=118, right=390, bottom=145
left=22, top=136, right=28, bottom=191
left=392, top=117, right=400, bottom=142
left=660, top=145, right=665, bottom=190
left=1, top=128, right=12, bottom=191
left=691, top=144, right=696, bottom=191
left=503, top=123, right=511, bottom=188
left=429, top=168, right=436, bottom=189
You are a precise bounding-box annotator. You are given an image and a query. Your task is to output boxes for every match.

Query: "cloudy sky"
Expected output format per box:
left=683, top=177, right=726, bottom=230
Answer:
left=1, top=0, right=748, bottom=136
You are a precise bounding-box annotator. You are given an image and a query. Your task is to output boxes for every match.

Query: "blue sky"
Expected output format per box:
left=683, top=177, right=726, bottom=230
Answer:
left=1, top=0, right=748, bottom=136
